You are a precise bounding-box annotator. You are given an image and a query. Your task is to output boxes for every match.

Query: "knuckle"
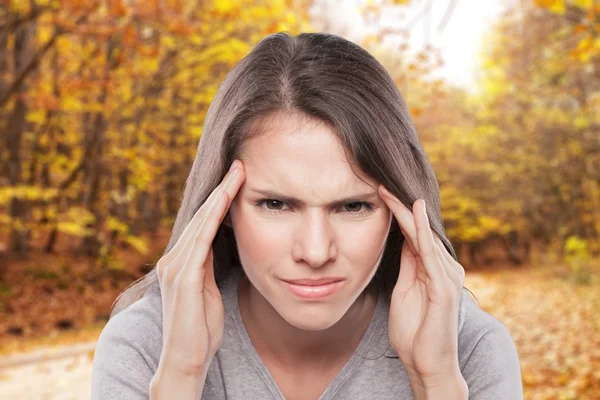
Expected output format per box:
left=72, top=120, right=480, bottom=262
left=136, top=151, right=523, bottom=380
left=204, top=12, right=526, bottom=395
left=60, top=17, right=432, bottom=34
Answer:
left=177, top=272, right=202, bottom=290
left=194, top=230, right=212, bottom=246
left=420, top=247, right=435, bottom=259
left=156, top=261, right=165, bottom=280
left=162, top=264, right=178, bottom=287
left=443, top=285, right=458, bottom=304
left=157, top=260, right=170, bottom=283
left=194, top=232, right=211, bottom=247
left=219, top=189, right=230, bottom=202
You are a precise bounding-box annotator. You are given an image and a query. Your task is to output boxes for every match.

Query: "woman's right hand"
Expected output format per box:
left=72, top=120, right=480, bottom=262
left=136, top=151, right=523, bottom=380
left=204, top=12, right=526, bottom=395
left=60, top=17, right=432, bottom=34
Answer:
left=155, top=159, right=245, bottom=380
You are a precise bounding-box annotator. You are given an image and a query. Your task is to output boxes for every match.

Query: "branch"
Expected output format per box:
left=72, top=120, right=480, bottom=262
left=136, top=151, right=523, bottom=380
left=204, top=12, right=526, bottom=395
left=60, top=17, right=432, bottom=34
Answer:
left=437, top=0, right=458, bottom=34
left=0, top=6, right=51, bottom=34
left=0, top=13, right=87, bottom=108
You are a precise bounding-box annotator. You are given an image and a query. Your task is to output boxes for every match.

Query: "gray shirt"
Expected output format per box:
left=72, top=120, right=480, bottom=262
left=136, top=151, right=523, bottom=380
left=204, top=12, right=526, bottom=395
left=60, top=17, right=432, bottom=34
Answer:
left=91, top=268, right=523, bottom=399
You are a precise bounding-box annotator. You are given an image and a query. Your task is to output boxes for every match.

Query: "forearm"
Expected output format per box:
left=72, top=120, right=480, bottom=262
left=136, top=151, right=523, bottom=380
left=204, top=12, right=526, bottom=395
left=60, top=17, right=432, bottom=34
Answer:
left=406, top=369, right=468, bottom=400
left=150, top=364, right=207, bottom=400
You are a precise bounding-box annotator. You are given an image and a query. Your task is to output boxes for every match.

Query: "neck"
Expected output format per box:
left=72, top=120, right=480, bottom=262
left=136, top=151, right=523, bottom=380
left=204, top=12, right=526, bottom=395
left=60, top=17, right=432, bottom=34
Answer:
left=237, top=274, right=378, bottom=369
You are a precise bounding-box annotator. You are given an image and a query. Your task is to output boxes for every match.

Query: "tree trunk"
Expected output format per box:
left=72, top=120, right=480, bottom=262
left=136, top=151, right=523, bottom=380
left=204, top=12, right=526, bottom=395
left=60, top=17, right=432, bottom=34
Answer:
left=78, top=38, right=119, bottom=259
left=5, top=22, right=36, bottom=255
left=503, top=229, right=523, bottom=265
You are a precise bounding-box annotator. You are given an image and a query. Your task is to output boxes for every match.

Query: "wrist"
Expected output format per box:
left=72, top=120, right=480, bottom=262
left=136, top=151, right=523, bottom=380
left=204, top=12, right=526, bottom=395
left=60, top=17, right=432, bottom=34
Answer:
left=150, top=362, right=208, bottom=400
left=423, top=375, right=468, bottom=400
left=406, top=366, right=468, bottom=400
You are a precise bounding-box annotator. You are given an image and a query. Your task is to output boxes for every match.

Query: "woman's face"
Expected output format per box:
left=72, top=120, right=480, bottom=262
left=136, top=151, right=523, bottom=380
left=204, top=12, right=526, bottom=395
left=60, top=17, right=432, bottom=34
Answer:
left=227, top=113, right=392, bottom=331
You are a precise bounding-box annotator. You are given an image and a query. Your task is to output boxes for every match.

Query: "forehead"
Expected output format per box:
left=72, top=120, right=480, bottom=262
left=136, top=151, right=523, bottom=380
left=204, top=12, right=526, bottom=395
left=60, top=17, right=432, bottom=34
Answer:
left=238, top=113, right=377, bottom=200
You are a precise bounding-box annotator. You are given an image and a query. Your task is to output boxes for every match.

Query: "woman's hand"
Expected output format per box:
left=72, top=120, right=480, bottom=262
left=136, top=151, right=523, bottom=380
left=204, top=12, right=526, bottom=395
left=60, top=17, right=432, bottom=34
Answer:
left=155, top=160, right=245, bottom=380
left=378, top=185, right=466, bottom=390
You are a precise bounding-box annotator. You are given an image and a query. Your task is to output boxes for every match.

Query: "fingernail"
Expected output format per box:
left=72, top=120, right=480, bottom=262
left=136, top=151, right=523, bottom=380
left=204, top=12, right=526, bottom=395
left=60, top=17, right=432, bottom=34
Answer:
left=229, top=160, right=239, bottom=172
left=421, top=199, right=427, bottom=215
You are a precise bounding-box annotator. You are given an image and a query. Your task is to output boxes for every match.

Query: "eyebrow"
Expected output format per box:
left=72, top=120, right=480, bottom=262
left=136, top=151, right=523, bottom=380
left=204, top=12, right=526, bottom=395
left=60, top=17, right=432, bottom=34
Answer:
left=250, top=188, right=379, bottom=207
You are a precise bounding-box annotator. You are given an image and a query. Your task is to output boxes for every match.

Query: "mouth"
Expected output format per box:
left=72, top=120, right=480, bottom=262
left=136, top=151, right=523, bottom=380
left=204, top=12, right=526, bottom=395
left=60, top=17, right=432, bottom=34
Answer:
left=281, top=279, right=345, bottom=300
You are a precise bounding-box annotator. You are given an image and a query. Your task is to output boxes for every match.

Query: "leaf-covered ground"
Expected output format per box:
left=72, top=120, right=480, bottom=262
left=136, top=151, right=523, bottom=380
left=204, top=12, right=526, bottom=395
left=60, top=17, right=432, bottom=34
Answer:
left=465, top=265, right=600, bottom=400
left=0, top=228, right=171, bottom=356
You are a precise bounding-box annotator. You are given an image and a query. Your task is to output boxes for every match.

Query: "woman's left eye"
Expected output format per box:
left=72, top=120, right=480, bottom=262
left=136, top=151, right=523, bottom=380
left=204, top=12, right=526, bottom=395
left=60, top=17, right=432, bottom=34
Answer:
left=254, top=199, right=374, bottom=216
left=343, top=202, right=373, bottom=213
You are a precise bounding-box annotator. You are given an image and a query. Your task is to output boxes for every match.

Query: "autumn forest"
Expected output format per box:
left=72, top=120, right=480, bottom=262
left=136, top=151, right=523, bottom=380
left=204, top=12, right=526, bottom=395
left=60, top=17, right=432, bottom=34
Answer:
left=0, top=0, right=599, bottom=399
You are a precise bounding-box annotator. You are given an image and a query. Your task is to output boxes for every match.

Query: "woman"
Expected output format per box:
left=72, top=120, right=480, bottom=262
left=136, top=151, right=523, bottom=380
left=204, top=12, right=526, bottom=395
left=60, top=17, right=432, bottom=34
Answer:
left=91, top=32, right=523, bottom=399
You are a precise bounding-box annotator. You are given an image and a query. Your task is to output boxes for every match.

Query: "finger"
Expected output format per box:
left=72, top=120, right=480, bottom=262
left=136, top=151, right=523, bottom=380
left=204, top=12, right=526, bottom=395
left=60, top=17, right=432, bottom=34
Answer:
left=413, top=198, right=448, bottom=284
left=378, top=185, right=420, bottom=254
left=203, top=244, right=220, bottom=298
left=400, top=226, right=419, bottom=257
left=178, top=189, right=229, bottom=290
left=433, top=234, right=465, bottom=285
left=187, top=163, right=243, bottom=246
left=394, top=241, right=419, bottom=294
left=164, top=161, right=243, bottom=269
left=433, top=233, right=454, bottom=264
left=178, top=163, right=245, bottom=287
left=159, top=185, right=224, bottom=285
left=161, top=161, right=243, bottom=283
left=186, top=162, right=243, bottom=243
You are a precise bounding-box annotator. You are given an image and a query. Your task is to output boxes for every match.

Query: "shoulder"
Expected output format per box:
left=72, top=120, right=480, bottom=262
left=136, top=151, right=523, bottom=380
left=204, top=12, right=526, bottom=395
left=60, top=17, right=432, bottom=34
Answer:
left=91, top=285, right=163, bottom=399
left=100, top=284, right=163, bottom=348
left=458, top=288, right=516, bottom=361
left=458, top=288, right=524, bottom=399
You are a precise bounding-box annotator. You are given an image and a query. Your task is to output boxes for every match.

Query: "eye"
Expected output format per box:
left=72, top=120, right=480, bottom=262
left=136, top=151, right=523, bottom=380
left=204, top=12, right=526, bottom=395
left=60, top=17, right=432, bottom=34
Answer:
left=254, top=199, right=375, bottom=216
left=258, top=199, right=287, bottom=213
left=343, top=202, right=374, bottom=214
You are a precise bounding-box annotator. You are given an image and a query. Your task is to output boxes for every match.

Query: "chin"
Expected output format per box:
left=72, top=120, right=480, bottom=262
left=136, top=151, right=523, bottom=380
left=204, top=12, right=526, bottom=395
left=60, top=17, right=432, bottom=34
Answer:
left=276, top=305, right=348, bottom=331
left=269, top=286, right=358, bottom=331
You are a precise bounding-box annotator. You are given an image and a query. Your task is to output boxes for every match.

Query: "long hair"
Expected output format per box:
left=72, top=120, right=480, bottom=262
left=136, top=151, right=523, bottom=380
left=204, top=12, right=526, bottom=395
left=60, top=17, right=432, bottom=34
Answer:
left=109, top=31, right=474, bottom=319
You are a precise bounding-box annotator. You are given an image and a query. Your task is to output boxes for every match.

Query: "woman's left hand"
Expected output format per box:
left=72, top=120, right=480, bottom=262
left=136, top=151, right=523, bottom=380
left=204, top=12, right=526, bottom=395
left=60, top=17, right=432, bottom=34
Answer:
left=378, top=186, right=466, bottom=389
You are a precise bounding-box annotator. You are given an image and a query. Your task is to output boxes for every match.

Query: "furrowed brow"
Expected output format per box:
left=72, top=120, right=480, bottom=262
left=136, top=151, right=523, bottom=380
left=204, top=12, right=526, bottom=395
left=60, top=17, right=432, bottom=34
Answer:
left=250, top=188, right=379, bottom=207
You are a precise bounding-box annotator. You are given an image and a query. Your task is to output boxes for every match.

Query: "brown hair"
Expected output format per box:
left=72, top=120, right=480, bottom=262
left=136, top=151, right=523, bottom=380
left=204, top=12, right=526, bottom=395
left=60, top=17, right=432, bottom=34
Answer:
left=109, top=31, right=474, bottom=319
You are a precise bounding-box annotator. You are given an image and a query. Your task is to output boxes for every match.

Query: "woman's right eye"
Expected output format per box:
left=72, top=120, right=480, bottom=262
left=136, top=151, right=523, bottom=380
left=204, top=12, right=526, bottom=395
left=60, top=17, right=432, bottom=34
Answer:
left=255, top=199, right=288, bottom=214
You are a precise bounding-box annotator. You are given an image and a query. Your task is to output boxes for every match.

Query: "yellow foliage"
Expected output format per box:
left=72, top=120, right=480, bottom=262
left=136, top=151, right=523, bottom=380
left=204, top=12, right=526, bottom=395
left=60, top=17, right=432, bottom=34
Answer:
left=106, top=216, right=129, bottom=234
left=56, top=221, right=89, bottom=237
left=572, top=0, right=593, bottom=9
left=26, top=110, right=46, bottom=125
left=61, top=96, right=84, bottom=112
left=565, top=236, right=591, bottom=259
left=201, top=38, right=252, bottom=64
left=9, top=0, right=30, bottom=13
left=161, top=35, right=178, bottom=50
left=189, top=125, right=204, bottom=139
left=0, top=186, right=59, bottom=205
left=124, top=234, right=149, bottom=254
left=65, top=207, right=96, bottom=225
left=535, top=0, right=566, bottom=13
left=212, top=0, right=241, bottom=14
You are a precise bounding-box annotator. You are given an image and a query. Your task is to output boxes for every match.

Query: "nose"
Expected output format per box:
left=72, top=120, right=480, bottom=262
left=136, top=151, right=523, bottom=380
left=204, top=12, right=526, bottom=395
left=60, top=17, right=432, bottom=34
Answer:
left=292, top=209, right=336, bottom=268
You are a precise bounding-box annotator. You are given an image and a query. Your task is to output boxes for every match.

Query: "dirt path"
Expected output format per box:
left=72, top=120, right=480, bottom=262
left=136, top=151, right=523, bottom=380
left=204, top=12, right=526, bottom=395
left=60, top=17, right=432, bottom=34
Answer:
left=0, top=345, right=95, bottom=400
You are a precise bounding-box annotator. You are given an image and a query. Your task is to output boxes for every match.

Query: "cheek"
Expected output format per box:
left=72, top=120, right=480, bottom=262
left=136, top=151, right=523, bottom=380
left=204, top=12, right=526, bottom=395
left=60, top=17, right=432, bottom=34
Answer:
left=229, top=201, right=287, bottom=266
left=339, top=214, right=391, bottom=271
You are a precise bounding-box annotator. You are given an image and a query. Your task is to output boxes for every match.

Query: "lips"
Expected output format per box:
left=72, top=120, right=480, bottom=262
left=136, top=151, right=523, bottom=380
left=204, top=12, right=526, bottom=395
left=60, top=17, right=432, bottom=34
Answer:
left=282, top=277, right=345, bottom=286
left=282, top=279, right=345, bottom=300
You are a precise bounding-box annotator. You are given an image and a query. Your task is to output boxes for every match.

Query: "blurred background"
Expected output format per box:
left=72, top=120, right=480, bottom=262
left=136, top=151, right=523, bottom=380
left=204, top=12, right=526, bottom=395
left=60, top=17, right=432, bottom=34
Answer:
left=0, top=0, right=599, bottom=399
